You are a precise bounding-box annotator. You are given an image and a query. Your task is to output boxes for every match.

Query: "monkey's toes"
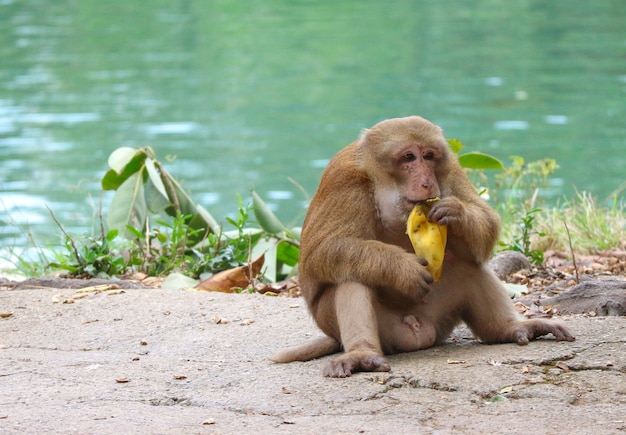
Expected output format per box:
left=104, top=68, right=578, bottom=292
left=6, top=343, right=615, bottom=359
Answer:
left=322, top=353, right=390, bottom=378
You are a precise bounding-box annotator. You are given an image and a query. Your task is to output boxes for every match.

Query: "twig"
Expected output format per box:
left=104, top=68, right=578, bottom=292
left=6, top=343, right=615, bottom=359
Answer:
left=46, top=204, right=84, bottom=267
left=563, top=220, right=579, bottom=283
left=98, top=197, right=105, bottom=240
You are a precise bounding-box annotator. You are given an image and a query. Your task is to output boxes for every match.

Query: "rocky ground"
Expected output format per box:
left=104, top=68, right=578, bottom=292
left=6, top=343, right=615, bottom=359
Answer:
left=1, top=250, right=625, bottom=434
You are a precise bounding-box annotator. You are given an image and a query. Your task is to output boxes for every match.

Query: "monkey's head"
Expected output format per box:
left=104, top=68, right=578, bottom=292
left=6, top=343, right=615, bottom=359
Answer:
left=357, top=116, right=454, bottom=213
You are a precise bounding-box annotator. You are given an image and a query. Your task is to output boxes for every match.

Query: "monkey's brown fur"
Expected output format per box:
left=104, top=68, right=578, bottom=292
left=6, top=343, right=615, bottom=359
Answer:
left=272, top=116, right=574, bottom=377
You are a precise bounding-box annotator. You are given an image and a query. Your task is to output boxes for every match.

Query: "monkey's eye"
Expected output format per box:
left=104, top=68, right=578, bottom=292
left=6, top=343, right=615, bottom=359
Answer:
left=401, top=152, right=417, bottom=162
left=423, top=150, right=435, bottom=160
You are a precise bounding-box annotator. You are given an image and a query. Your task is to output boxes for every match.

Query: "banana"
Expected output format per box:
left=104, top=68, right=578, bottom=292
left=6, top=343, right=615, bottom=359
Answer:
left=406, top=198, right=447, bottom=282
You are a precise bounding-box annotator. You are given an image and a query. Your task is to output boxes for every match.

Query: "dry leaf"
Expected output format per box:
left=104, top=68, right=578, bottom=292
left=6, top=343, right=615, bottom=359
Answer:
left=0, top=313, right=13, bottom=318
left=107, top=290, right=125, bottom=295
left=115, top=377, right=130, bottom=383
left=174, top=374, right=187, bottom=380
left=213, top=316, right=229, bottom=324
left=140, top=339, right=148, bottom=346
left=195, top=254, right=265, bottom=293
left=281, top=387, right=292, bottom=394
left=240, top=318, right=254, bottom=326
left=202, top=418, right=216, bottom=425
left=447, top=359, right=466, bottom=365
left=76, top=284, right=119, bottom=293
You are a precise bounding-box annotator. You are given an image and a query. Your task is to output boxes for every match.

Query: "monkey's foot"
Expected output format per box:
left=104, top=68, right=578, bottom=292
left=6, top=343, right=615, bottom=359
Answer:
left=511, top=319, right=575, bottom=345
left=322, top=351, right=390, bottom=378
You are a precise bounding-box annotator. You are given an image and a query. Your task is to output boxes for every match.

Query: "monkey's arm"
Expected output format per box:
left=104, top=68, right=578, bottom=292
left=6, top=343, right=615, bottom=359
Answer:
left=429, top=168, right=500, bottom=264
left=300, top=173, right=432, bottom=300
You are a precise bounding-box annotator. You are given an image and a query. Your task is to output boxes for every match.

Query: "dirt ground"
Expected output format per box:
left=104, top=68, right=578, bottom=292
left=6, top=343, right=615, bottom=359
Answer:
left=1, top=283, right=625, bottom=435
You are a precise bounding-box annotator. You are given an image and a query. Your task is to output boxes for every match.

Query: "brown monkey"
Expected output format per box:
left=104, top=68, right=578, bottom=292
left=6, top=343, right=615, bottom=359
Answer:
left=271, top=116, right=574, bottom=377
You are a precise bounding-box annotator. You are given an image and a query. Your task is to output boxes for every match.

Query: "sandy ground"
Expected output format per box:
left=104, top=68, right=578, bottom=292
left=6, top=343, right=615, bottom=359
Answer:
left=1, top=286, right=625, bottom=434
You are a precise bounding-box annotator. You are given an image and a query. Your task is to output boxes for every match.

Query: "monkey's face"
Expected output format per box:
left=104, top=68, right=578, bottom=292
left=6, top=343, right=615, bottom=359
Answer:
left=390, top=142, right=442, bottom=210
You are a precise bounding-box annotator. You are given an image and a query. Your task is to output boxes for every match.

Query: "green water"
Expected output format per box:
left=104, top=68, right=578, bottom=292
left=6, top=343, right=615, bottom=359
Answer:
left=1, top=0, right=625, bottom=249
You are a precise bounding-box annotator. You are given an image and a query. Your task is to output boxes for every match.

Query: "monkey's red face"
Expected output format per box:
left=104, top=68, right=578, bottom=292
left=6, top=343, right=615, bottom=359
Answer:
left=392, top=143, right=442, bottom=208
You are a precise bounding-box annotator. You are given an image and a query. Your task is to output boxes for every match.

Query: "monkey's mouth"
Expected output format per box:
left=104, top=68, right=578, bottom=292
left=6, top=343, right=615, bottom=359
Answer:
left=404, top=197, right=441, bottom=207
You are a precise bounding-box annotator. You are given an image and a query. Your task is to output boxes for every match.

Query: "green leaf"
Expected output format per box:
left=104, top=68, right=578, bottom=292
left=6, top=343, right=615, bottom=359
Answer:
left=144, top=178, right=172, bottom=214
left=106, top=172, right=148, bottom=239
left=196, top=205, right=220, bottom=234
left=447, top=138, right=463, bottom=154
left=251, top=238, right=278, bottom=282
left=458, top=152, right=504, bottom=170
left=107, top=147, right=137, bottom=172
left=251, top=190, right=286, bottom=235
left=277, top=240, right=299, bottom=267
left=144, top=157, right=169, bottom=199
left=102, top=150, right=148, bottom=191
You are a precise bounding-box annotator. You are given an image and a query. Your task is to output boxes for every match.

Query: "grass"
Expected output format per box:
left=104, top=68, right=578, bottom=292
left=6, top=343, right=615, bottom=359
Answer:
left=531, top=191, right=626, bottom=254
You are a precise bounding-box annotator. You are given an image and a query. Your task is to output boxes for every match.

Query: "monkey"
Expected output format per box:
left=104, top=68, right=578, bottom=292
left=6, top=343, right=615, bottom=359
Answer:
left=271, top=116, right=575, bottom=378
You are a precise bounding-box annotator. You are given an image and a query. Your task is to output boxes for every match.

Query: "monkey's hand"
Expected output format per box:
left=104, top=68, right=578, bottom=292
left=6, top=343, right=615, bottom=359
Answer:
left=426, top=196, right=464, bottom=228
left=426, top=195, right=499, bottom=264
left=390, top=251, right=434, bottom=300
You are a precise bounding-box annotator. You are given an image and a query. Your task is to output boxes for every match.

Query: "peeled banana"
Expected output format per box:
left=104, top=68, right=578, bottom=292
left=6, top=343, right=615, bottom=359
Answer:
left=406, top=198, right=447, bottom=282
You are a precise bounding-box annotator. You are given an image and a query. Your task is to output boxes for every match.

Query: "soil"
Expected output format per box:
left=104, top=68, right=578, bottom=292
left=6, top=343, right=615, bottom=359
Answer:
left=1, top=251, right=625, bottom=434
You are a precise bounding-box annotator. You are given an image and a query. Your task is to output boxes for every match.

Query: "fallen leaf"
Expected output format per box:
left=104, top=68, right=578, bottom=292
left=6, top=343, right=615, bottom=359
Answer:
left=240, top=318, right=254, bottom=326
left=107, top=290, right=125, bottom=295
left=140, top=339, right=148, bottom=346
left=82, top=319, right=99, bottom=324
left=212, top=316, right=229, bottom=324
left=281, top=387, right=292, bottom=394
left=115, top=377, right=130, bottom=383
left=76, top=284, right=119, bottom=293
left=0, top=313, right=13, bottom=318
left=447, top=359, right=466, bottom=365
left=202, top=418, right=216, bottom=425
left=196, top=254, right=265, bottom=293
left=174, top=374, right=187, bottom=380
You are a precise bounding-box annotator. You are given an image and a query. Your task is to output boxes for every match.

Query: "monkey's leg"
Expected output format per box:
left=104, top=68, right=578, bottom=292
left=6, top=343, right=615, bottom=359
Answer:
left=462, top=270, right=575, bottom=344
left=322, top=281, right=391, bottom=378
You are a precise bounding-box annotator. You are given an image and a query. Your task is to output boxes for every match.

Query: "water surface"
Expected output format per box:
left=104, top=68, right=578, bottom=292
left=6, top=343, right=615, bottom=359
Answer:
left=1, top=0, right=624, bottom=249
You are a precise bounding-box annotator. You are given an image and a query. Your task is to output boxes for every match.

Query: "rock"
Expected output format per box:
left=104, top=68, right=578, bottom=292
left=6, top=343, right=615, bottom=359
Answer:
left=541, top=278, right=626, bottom=316
left=488, top=251, right=531, bottom=280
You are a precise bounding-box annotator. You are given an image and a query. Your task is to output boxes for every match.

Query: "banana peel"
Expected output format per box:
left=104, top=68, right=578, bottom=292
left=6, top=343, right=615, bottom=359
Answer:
left=406, top=198, right=447, bottom=282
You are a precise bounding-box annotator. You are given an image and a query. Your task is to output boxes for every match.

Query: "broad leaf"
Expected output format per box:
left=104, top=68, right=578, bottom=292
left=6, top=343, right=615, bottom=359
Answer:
left=251, top=190, right=286, bottom=235
left=252, top=238, right=278, bottom=282
left=277, top=240, right=299, bottom=267
left=107, top=147, right=137, bottom=173
left=144, top=157, right=169, bottom=199
left=106, top=172, right=148, bottom=239
left=102, top=151, right=148, bottom=191
left=458, top=152, right=504, bottom=170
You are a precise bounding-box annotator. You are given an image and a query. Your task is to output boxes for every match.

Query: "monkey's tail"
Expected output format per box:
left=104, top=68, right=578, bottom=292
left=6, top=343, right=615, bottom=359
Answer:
left=270, top=336, right=341, bottom=363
